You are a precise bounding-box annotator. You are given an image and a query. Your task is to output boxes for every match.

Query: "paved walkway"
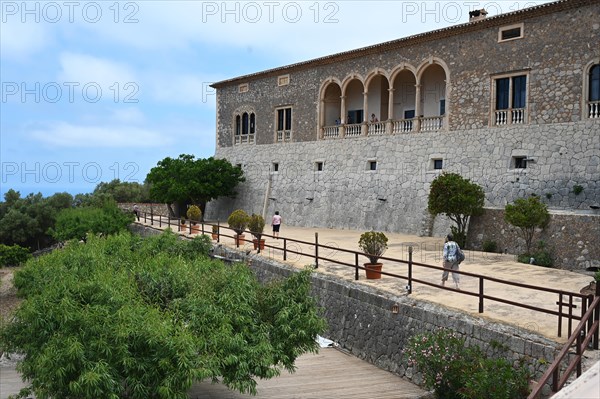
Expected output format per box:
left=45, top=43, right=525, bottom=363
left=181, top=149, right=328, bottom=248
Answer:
left=162, top=219, right=596, bottom=343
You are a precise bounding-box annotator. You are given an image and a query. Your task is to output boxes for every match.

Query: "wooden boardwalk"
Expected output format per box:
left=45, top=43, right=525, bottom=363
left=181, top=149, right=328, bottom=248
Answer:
left=1, top=349, right=429, bottom=399
left=188, top=348, right=430, bottom=399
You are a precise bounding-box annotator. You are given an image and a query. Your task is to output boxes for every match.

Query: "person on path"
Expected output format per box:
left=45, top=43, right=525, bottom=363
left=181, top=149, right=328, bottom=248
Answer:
left=133, top=204, right=140, bottom=221
left=272, top=211, right=282, bottom=239
left=441, top=234, right=461, bottom=290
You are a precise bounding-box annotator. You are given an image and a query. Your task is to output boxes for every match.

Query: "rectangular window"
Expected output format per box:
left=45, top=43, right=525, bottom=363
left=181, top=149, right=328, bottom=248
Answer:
left=272, top=162, right=279, bottom=172
left=493, top=73, right=528, bottom=125
left=513, top=157, right=527, bottom=169
left=238, top=83, right=249, bottom=93
left=369, top=161, right=377, bottom=171
left=276, top=107, right=292, bottom=142
left=499, top=23, right=524, bottom=42
left=433, top=159, right=443, bottom=170
left=278, top=74, right=290, bottom=86
left=315, top=162, right=323, bottom=171
left=512, top=75, right=527, bottom=109
left=496, top=78, right=510, bottom=110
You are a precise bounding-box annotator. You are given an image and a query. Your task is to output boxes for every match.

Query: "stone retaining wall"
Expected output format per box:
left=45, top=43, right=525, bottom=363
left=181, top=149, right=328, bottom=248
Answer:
left=119, top=203, right=170, bottom=217
left=218, top=243, right=561, bottom=397
left=467, top=208, right=600, bottom=271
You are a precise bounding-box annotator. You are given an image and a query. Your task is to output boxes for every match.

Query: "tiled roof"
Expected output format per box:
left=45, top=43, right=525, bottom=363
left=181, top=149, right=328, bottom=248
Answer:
left=211, top=0, right=593, bottom=88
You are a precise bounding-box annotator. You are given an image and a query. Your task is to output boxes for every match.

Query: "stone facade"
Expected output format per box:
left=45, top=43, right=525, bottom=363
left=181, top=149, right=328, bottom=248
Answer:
left=468, top=208, right=600, bottom=270
left=206, top=0, right=600, bottom=269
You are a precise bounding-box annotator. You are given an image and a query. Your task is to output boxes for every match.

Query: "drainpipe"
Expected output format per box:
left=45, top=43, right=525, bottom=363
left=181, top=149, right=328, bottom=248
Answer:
left=262, top=172, right=272, bottom=220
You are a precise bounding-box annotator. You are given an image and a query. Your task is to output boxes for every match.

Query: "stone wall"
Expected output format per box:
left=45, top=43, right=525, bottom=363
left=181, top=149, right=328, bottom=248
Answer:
left=467, top=208, right=600, bottom=270
left=206, top=121, right=599, bottom=251
left=220, top=244, right=561, bottom=398
left=119, top=203, right=169, bottom=217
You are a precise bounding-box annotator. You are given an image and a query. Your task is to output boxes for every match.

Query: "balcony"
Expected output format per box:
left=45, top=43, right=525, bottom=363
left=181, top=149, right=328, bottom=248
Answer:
left=589, top=101, right=600, bottom=119
left=234, top=134, right=254, bottom=145
left=321, top=116, right=445, bottom=140
left=276, top=130, right=292, bottom=142
left=495, top=108, right=526, bottom=125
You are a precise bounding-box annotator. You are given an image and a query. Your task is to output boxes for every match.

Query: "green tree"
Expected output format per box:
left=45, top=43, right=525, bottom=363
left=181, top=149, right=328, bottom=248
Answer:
left=50, top=199, right=134, bottom=242
left=145, top=155, right=244, bottom=217
left=1, top=231, right=326, bottom=398
left=427, top=173, right=485, bottom=247
left=0, top=191, right=73, bottom=250
left=504, top=196, right=550, bottom=254
left=93, top=179, right=150, bottom=203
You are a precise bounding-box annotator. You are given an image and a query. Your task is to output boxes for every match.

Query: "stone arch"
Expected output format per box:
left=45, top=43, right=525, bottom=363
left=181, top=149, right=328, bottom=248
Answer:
left=583, top=57, right=600, bottom=119
left=365, top=69, right=391, bottom=122
left=364, top=68, right=390, bottom=88
left=320, top=80, right=343, bottom=128
left=341, top=73, right=365, bottom=93
left=390, top=64, right=418, bottom=122
left=389, top=63, right=418, bottom=85
left=318, top=77, right=343, bottom=100
left=342, top=76, right=365, bottom=125
left=416, top=57, right=450, bottom=126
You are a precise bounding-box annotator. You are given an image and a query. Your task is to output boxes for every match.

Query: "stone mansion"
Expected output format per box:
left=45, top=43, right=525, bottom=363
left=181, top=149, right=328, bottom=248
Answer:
left=205, top=0, right=600, bottom=247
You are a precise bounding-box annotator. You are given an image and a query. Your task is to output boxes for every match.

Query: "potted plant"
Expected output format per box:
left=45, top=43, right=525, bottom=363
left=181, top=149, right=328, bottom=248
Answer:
left=358, top=231, right=389, bottom=279
left=248, top=214, right=266, bottom=252
left=187, top=205, right=202, bottom=234
left=227, top=209, right=250, bottom=246
left=211, top=224, right=219, bottom=240
left=180, top=217, right=186, bottom=228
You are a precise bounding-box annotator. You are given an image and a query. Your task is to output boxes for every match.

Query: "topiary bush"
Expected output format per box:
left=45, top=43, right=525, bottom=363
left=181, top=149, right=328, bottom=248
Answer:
left=186, top=205, right=202, bottom=223
left=248, top=214, right=265, bottom=241
left=227, top=209, right=250, bottom=237
left=358, top=231, right=388, bottom=264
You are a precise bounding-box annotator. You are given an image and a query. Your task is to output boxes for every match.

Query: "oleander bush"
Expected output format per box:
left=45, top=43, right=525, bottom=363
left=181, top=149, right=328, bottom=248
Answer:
left=404, top=328, right=530, bottom=399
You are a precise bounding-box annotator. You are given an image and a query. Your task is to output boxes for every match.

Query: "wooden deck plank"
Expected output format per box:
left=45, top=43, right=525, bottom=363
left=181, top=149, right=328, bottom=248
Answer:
left=188, top=348, right=429, bottom=399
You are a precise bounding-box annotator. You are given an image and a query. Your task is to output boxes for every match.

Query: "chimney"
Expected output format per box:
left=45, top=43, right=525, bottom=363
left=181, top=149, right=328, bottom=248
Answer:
left=469, top=9, right=488, bottom=22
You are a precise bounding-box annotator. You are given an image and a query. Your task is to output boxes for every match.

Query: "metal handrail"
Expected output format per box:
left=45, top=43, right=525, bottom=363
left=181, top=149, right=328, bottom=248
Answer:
left=528, top=288, right=600, bottom=398
left=137, top=213, right=593, bottom=340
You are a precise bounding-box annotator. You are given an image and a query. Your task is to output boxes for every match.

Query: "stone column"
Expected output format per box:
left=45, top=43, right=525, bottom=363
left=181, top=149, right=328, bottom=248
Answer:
left=340, top=96, right=346, bottom=137
left=387, top=88, right=395, bottom=134
left=362, top=91, right=368, bottom=136
left=414, top=83, right=422, bottom=132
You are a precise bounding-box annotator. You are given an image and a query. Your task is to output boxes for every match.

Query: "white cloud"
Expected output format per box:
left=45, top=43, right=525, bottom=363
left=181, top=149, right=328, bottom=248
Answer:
left=145, top=72, right=220, bottom=107
left=57, top=53, right=137, bottom=90
left=30, top=121, right=170, bottom=148
left=0, top=21, right=50, bottom=59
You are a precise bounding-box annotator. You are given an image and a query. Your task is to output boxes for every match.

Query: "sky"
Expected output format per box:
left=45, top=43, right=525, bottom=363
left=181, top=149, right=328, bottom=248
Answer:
left=0, top=0, right=553, bottom=198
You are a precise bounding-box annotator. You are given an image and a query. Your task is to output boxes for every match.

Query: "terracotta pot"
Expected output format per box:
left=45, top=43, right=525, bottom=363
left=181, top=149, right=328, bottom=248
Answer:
left=364, top=263, right=383, bottom=280
left=253, top=239, right=265, bottom=250
left=190, top=224, right=200, bottom=234
left=235, top=234, right=246, bottom=246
